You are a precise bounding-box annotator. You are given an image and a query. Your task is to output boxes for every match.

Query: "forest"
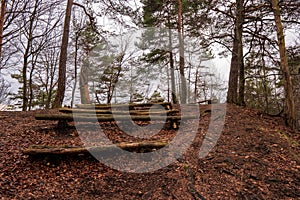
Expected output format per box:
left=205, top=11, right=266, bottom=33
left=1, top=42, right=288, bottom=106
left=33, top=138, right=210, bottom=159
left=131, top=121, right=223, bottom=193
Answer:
left=0, top=0, right=299, bottom=129
left=0, top=1, right=300, bottom=199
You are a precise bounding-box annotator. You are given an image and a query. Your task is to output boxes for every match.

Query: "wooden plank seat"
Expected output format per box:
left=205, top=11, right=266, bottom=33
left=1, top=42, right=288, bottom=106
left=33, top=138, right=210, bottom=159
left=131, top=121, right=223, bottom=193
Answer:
left=35, top=102, right=204, bottom=129
left=35, top=113, right=198, bottom=122
left=52, top=102, right=180, bottom=129
left=75, top=102, right=172, bottom=110
left=23, top=141, right=169, bottom=156
left=35, top=113, right=198, bottom=129
left=59, top=107, right=179, bottom=116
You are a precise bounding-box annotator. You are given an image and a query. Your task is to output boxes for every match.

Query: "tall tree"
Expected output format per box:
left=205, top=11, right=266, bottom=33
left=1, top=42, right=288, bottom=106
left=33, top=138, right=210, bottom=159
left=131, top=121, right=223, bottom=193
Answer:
left=227, top=27, right=239, bottom=104
left=236, top=0, right=245, bottom=106
left=168, top=26, right=178, bottom=104
left=225, top=0, right=245, bottom=105
left=53, top=0, right=73, bottom=108
left=0, top=0, right=6, bottom=64
left=271, top=0, right=296, bottom=129
left=177, top=0, right=187, bottom=104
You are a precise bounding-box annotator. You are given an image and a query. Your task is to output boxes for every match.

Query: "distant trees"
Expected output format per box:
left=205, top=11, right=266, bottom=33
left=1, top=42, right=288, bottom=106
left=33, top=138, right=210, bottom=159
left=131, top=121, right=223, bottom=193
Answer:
left=0, top=75, right=9, bottom=104
left=141, top=0, right=217, bottom=104
left=0, top=0, right=298, bottom=128
left=141, top=0, right=178, bottom=103
left=1, top=0, right=28, bottom=70
left=7, top=0, right=63, bottom=110
left=34, top=45, right=60, bottom=109
left=93, top=53, right=125, bottom=104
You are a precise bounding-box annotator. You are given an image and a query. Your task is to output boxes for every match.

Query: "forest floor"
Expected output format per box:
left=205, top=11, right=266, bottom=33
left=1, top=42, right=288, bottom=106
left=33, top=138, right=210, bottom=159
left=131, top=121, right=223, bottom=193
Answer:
left=0, top=104, right=299, bottom=199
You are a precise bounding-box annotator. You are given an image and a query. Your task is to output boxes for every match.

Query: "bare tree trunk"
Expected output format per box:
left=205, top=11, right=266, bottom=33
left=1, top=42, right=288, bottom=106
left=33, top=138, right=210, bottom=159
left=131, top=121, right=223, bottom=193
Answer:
left=188, top=63, right=191, bottom=103
left=22, top=0, right=38, bottom=111
left=227, top=28, right=239, bottom=104
left=0, top=0, right=6, bottom=62
left=177, top=0, right=187, bottom=104
left=22, top=51, right=30, bottom=111
left=46, top=72, right=53, bottom=109
left=73, top=2, right=98, bottom=105
left=168, top=26, right=177, bottom=104
left=71, top=33, right=79, bottom=107
left=237, top=0, right=245, bottom=106
left=28, top=56, right=38, bottom=110
left=227, top=0, right=245, bottom=106
left=271, top=0, right=296, bottom=129
left=53, top=0, right=74, bottom=108
left=79, top=58, right=91, bottom=104
left=107, top=63, right=122, bottom=104
left=47, top=52, right=58, bottom=109
left=194, top=67, right=199, bottom=102
left=166, top=62, right=170, bottom=102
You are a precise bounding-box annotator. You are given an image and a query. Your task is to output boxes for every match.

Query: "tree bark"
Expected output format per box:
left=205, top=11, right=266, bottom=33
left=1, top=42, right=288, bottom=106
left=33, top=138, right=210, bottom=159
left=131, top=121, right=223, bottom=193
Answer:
left=177, top=0, right=187, bottom=104
left=107, top=62, right=122, bottom=104
left=237, top=0, right=245, bottom=106
left=71, top=33, right=79, bottom=107
left=227, top=0, right=245, bottom=106
left=168, top=26, right=178, bottom=104
left=79, top=58, right=91, bottom=104
left=227, top=27, right=239, bottom=104
left=28, top=56, right=38, bottom=110
left=194, top=67, right=199, bottom=103
left=53, top=0, right=74, bottom=108
left=22, top=0, right=38, bottom=111
left=0, top=0, right=6, bottom=62
left=271, top=0, right=296, bottom=129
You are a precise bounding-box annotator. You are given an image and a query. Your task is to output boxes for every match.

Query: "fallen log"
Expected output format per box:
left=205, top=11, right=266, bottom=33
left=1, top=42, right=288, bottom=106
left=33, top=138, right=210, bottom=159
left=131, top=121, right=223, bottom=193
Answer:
left=23, top=141, right=168, bottom=155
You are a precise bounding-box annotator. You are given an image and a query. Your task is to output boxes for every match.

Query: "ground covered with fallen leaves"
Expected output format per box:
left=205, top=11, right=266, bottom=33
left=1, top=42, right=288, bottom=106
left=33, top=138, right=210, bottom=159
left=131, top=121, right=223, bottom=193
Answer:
left=0, top=104, right=299, bottom=199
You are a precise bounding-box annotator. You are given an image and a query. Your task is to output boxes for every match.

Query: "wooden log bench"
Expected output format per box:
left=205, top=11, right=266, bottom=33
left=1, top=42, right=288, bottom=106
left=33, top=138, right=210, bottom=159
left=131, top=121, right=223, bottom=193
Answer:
left=35, top=113, right=198, bottom=129
left=23, top=141, right=168, bottom=156
left=197, top=99, right=219, bottom=105
left=35, top=102, right=207, bottom=129
left=59, top=107, right=179, bottom=116
left=37, top=102, right=186, bottom=129
left=75, top=102, right=173, bottom=110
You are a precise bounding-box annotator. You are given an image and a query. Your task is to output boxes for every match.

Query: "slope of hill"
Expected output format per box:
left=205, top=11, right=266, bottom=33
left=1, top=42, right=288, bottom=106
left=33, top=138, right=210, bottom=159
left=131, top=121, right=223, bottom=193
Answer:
left=0, top=104, right=299, bottom=199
